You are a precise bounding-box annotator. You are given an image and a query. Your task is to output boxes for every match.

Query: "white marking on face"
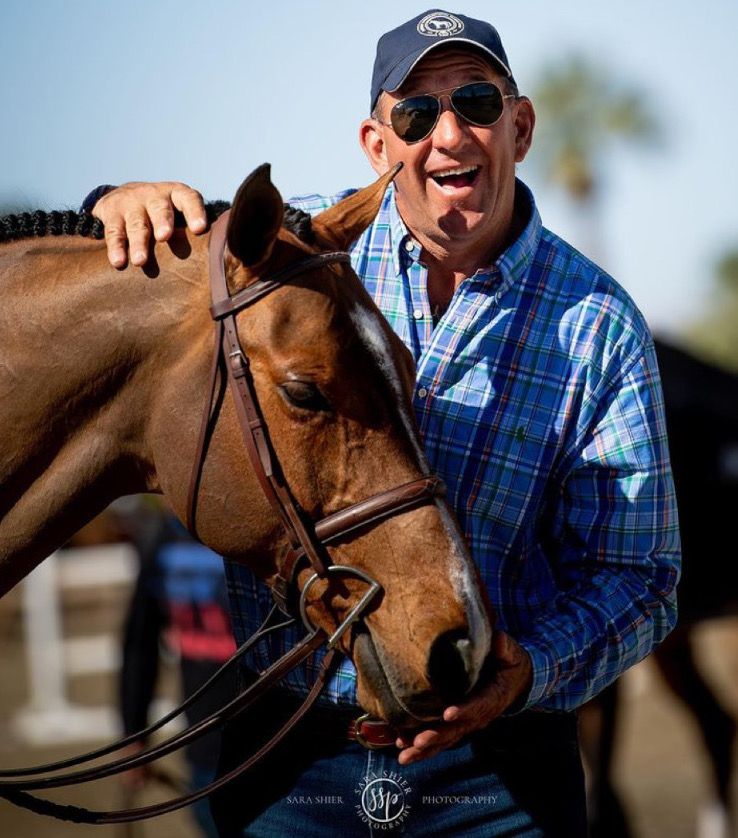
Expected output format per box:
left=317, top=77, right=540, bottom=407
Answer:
left=348, top=301, right=428, bottom=468
left=351, top=298, right=491, bottom=687
left=436, top=502, right=492, bottom=686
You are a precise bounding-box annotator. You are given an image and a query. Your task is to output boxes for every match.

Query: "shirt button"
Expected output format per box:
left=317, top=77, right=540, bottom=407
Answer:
left=417, top=387, right=429, bottom=399
left=404, top=239, right=415, bottom=252
left=413, top=309, right=424, bottom=320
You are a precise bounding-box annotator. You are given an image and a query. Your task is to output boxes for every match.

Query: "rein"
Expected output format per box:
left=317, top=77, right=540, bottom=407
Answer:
left=0, top=212, right=445, bottom=824
left=0, top=619, right=334, bottom=824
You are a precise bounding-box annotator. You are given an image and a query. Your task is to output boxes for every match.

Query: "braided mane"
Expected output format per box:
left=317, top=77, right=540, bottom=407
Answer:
left=0, top=201, right=315, bottom=246
left=282, top=205, right=316, bottom=245
left=0, top=210, right=105, bottom=243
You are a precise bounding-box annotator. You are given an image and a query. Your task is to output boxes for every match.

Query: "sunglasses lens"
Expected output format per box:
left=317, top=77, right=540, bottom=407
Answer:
left=388, top=82, right=507, bottom=143
left=390, top=95, right=440, bottom=143
left=451, top=82, right=504, bottom=126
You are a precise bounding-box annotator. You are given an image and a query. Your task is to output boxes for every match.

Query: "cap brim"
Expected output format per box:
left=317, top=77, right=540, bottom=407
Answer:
left=382, top=39, right=512, bottom=94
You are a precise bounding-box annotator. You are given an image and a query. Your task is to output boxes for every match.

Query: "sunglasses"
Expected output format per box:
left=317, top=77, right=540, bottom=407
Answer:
left=380, top=81, right=516, bottom=144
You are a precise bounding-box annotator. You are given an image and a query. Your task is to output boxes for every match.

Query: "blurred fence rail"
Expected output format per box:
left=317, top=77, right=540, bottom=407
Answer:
left=10, top=545, right=137, bottom=746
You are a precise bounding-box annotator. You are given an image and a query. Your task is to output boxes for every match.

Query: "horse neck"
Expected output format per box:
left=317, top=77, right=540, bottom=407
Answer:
left=0, top=231, right=211, bottom=586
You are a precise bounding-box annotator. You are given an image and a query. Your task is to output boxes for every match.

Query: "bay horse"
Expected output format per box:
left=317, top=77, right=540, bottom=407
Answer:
left=0, top=164, right=492, bottom=733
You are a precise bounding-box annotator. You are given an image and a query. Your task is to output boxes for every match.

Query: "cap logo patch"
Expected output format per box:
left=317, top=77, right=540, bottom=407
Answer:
left=417, top=12, right=464, bottom=37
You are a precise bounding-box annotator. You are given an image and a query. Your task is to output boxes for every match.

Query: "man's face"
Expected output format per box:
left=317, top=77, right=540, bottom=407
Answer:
left=360, top=48, right=534, bottom=261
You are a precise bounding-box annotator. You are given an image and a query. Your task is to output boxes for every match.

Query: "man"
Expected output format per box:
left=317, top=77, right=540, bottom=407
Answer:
left=87, top=10, right=680, bottom=837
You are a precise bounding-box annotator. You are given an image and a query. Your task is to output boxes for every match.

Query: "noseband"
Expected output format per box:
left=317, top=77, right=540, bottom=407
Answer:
left=0, top=212, right=446, bottom=824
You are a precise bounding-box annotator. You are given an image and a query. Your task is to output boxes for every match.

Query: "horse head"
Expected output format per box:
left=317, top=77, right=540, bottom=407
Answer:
left=0, top=163, right=492, bottom=728
left=161, top=164, right=492, bottom=725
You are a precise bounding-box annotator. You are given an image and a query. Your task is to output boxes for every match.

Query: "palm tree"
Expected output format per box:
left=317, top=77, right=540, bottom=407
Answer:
left=715, top=249, right=738, bottom=294
left=528, top=55, right=660, bottom=262
left=688, top=247, right=738, bottom=371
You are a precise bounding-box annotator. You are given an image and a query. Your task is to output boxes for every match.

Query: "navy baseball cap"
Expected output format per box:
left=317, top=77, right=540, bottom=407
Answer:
left=370, top=10, right=514, bottom=112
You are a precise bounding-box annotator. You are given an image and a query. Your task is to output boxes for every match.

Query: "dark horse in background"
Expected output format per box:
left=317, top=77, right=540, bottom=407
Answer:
left=584, top=338, right=738, bottom=838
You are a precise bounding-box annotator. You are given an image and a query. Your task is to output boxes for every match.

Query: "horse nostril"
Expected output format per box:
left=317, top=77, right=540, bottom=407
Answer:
left=427, top=629, right=475, bottom=702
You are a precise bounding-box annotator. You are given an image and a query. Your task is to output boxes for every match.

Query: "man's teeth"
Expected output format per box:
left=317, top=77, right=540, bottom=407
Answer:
left=434, top=165, right=478, bottom=178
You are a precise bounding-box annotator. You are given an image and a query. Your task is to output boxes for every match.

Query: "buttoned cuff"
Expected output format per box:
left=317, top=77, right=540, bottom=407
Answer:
left=515, top=638, right=559, bottom=711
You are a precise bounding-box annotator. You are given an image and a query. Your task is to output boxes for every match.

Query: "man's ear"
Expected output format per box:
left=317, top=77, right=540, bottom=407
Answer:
left=226, top=163, right=284, bottom=268
left=360, top=118, right=390, bottom=176
left=513, top=98, right=536, bottom=163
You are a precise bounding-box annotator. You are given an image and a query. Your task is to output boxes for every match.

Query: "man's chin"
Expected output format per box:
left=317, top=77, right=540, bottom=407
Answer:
left=434, top=207, right=494, bottom=243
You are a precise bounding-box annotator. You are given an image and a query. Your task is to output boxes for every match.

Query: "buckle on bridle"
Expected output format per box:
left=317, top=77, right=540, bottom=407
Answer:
left=299, top=566, right=382, bottom=649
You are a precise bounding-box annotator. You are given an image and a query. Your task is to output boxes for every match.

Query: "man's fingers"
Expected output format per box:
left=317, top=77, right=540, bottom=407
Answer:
left=398, top=745, right=432, bottom=765
left=172, top=186, right=207, bottom=234
left=91, top=181, right=203, bottom=268
left=410, top=728, right=442, bottom=750
left=146, top=198, right=176, bottom=242
left=124, top=210, right=153, bottom=267
left=394, top=633, right=534, bottom=766
left=103, top=217, right=130, bottom=269
left=397, top=727, right=458, bottom=765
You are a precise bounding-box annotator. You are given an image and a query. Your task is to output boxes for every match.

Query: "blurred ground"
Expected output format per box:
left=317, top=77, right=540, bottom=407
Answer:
left=615, top=617, right=738, bottom=838
left=0, top=570, right=200, bottom=838
left=0, top=571, right=736, bottom=838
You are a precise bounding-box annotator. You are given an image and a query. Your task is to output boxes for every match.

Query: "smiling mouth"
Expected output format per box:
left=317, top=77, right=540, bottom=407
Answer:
left=430, top=165, right=480, bottom=190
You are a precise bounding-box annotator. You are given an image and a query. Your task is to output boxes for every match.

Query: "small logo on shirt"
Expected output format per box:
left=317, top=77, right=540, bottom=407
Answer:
left=417, top=12, right=464, bottom=37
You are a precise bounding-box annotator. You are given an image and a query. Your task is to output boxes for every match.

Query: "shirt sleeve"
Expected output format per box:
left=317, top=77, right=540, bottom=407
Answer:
left=80, top=184, right=116, bottom=214
left=518, top=339, right=681, bottom=710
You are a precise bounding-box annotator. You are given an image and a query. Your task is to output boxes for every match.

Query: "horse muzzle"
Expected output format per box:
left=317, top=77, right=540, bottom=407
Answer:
left=352, top=620, right=488, bottom=728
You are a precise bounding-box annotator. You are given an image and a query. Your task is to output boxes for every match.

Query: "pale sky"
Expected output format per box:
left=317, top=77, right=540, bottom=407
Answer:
left=2, top=0, right=736, bottom=339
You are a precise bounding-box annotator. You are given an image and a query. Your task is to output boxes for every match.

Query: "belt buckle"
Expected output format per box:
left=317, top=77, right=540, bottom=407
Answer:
left=353, top=713, right=393, bottom=751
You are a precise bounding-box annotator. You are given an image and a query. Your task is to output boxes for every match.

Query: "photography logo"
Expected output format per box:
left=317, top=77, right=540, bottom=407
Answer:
left=355, top=770, right=412, bottom=829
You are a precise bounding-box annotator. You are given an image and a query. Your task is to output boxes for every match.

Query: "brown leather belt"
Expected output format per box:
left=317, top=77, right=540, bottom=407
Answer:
left=298, top=703, right=399, bottom=750
left=348, top=715, right=399, bottom=750
left=304, top=705, right=580, bottom=753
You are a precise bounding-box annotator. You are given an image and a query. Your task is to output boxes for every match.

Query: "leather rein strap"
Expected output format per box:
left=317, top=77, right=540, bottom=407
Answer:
left=0, top=629, right=335, bottom=824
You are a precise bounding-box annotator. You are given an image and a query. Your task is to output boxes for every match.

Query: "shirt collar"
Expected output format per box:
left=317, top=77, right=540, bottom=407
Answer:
left=494, top=179, right=542, bottom=297
left=387, top=182, right=411, bottom=276
left=386, top=178, right=542, bottom=288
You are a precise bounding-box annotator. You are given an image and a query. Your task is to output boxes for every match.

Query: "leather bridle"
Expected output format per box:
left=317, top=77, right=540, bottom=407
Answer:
left=187, top=211, right=446, bottom=626
left=0, top=211, right=446, bottom=824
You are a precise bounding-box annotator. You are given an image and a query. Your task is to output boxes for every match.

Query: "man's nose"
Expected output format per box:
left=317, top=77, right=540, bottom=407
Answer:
left=432, top=97, right=467, bottom=147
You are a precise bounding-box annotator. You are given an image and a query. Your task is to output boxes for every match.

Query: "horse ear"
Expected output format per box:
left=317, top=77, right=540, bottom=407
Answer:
left=311, top=163, right=402, bottom=251
left=227, top=163, right=284, bottom=267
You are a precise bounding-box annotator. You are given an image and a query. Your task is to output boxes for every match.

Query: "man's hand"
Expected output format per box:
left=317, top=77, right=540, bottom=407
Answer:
left=396, top=630, right=532, bottom=765
left=92, top=182, right=208, bottom=269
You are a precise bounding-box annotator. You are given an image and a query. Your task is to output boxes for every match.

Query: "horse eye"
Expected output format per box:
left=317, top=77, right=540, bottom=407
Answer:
left=279, top=381, right=332, bottom=412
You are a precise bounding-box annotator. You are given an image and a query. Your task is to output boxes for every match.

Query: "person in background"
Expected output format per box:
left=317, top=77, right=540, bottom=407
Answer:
left=119, top=504, right=237, bottom=838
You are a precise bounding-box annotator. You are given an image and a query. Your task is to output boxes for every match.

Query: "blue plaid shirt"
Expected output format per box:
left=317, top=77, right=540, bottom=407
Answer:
left=225, top=179, right=680, bottom=712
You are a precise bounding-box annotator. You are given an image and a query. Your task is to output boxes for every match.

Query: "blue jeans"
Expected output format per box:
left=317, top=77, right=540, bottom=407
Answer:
left=210, top=694, right=587, bottom=838
left=191, top=762, right=220, bottom=838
